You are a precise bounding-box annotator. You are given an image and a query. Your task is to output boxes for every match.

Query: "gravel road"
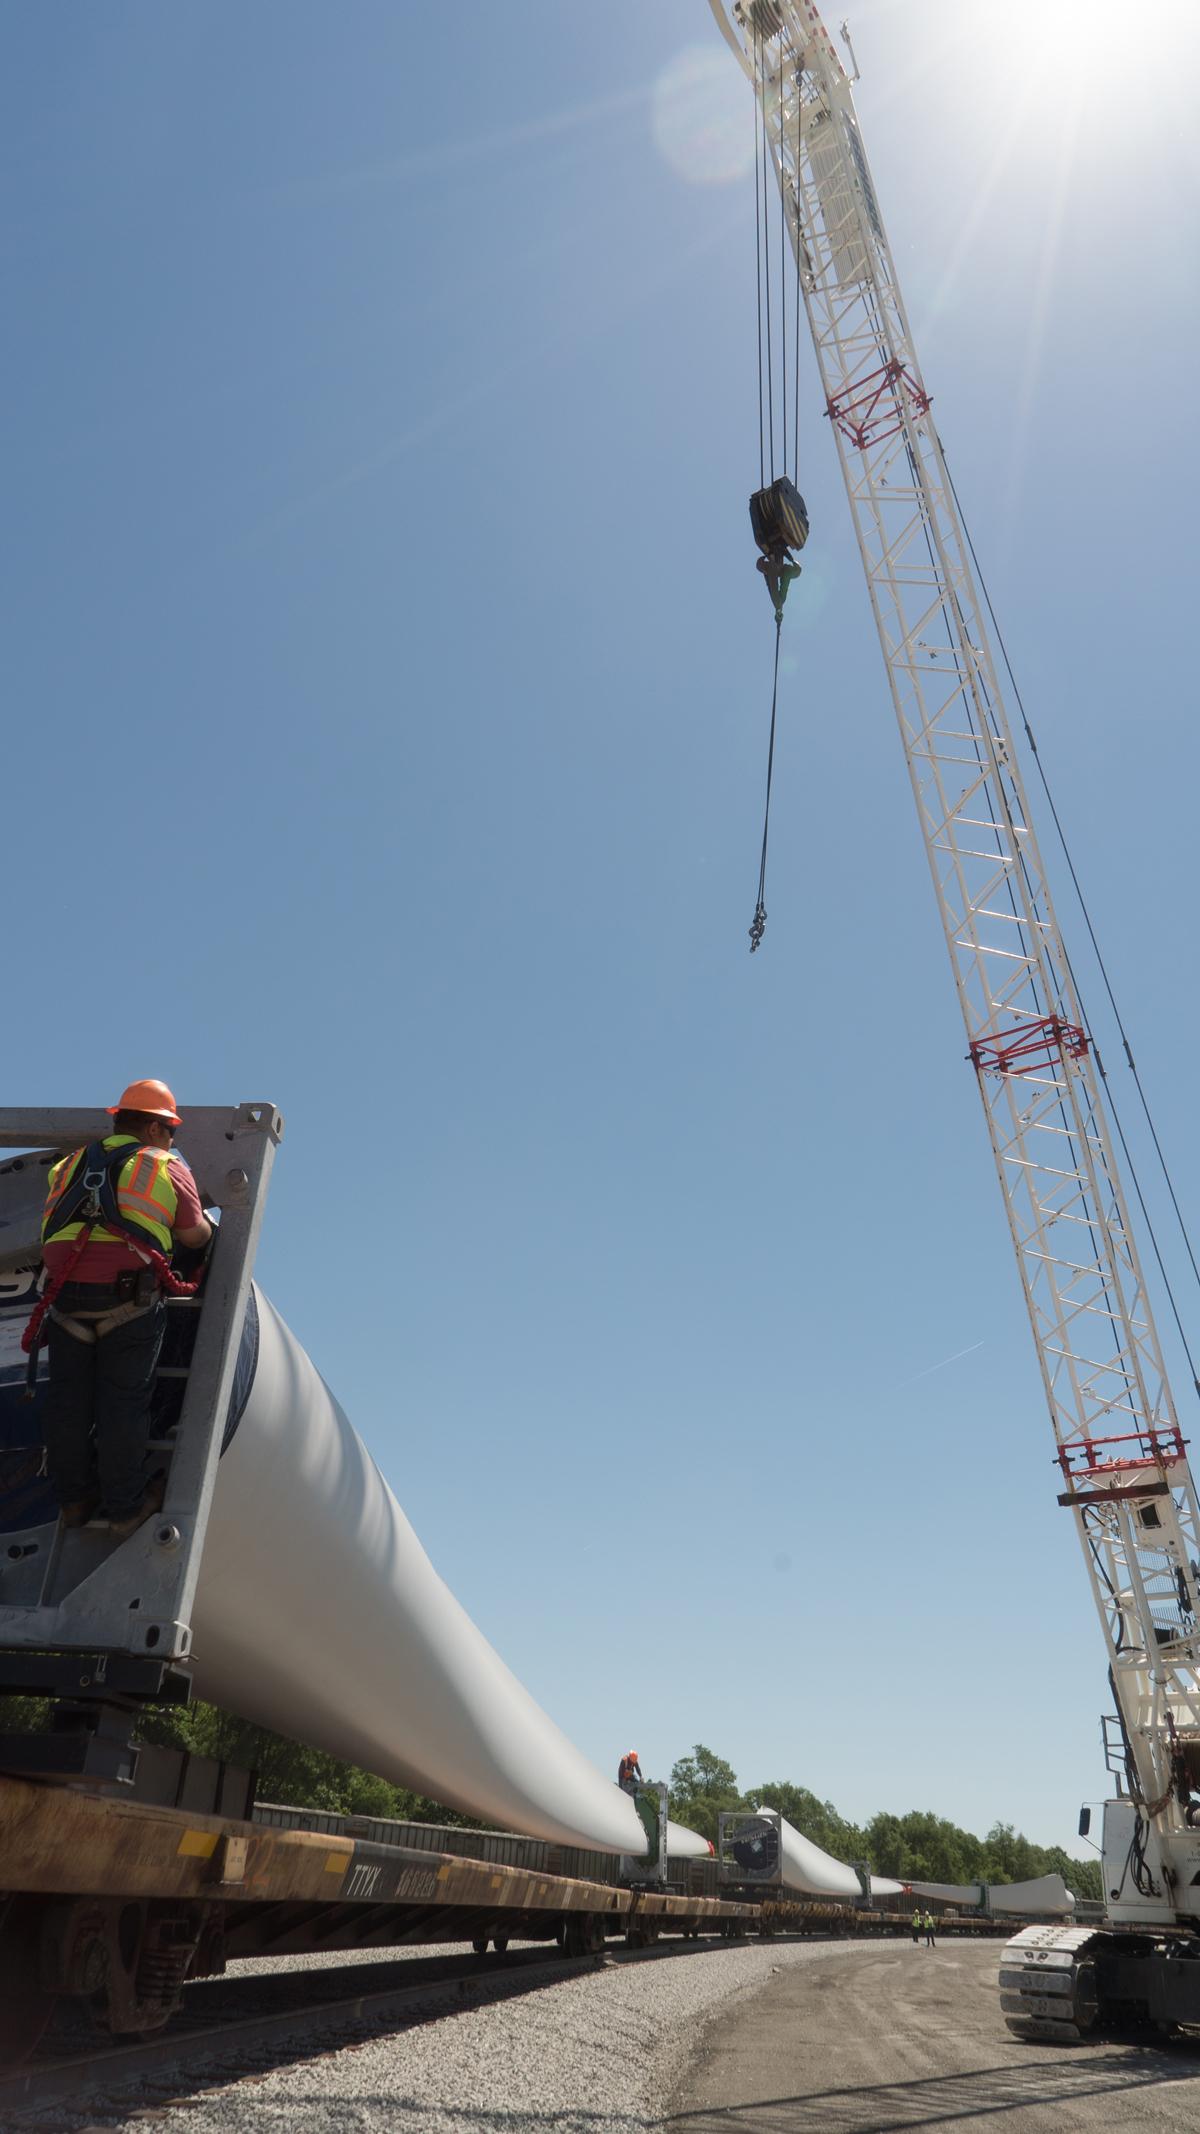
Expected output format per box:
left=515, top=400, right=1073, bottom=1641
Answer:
left=47, top=1937, right=861, bottom=2132
left=670, top=1937, right=1200, bottom=2132
left=38, top=1932, right=1200, bottom=2134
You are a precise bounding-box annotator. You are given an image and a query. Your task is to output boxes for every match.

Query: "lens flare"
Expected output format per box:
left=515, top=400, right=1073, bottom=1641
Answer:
left=653, top=45, right=754, bottom=187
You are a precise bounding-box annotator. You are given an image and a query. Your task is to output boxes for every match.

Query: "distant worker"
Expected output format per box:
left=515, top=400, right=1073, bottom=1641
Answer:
left=924, top=1910, right=936, bottom=1948
left=911, top=1908, right=921, bottom=1945
left=37, top=1080, right=212, bottom=1539
left=618, top=1751, right=644, bottom=1794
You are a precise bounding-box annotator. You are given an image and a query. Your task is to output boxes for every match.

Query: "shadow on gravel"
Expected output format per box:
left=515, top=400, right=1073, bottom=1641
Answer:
left=665, top=2046, right=1200, bottom=2132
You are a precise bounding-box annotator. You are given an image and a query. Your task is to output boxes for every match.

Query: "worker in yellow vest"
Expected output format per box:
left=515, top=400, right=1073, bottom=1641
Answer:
left=38, top=1080, right=211, bottom=1538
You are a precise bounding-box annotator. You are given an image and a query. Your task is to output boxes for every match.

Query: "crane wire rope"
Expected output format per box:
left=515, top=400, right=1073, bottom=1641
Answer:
left=753, top=17, right=766, bottom=489
left=937, top=440, right=1200, bottom=1397
left=942, top=435, right=1200, bottom=1281
left=779, top=52, right=788, bottom=480
left=858, top=272, right=1139, bottom=1409
left=942, top=470, right=1188, bottom=1404
left=747, top=37, right=804, bottom=953
left=793, top=75, right=802, bottom=490
left=864, top=304, right=1136, bottom=1402
left=758, top=20, right=776, bottom=479
left=750, top=618, right=784, bottom=953
left=942, top=522, right=1150, bottom=1404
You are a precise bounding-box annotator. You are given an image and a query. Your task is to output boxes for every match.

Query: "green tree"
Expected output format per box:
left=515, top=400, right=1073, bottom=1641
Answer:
left=981, top=1820, right=1039, bottom=1885
left=865, top=1809, right=978, bottom=1884
left=1045, top=1847, right=1102, bottom=1902
left=131, top=1701, right=473, bottom=1822
left=668, top=1743, right=745, bottom=1845
left=862, top=1806, right=1100, bottom=1901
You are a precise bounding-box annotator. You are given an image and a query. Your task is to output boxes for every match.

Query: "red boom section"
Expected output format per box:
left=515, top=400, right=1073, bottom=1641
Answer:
left=825, top=359, right=930, bottom=449
left=968, top=1016, right=1089, bottom=1077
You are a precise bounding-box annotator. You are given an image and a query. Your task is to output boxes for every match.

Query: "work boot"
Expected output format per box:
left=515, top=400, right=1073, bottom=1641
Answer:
left=107, top=1474, right=166, bottom=1542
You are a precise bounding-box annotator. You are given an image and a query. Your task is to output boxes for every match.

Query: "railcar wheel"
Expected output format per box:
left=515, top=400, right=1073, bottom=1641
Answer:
left=564, top=1913, right=607, bottom=1956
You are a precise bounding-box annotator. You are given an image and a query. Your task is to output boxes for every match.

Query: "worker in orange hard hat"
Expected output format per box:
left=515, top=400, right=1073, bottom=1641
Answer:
left=106, top=1078, right=182, bottom=1127
left=37, top=1081, right=211, bottom=1540
left=618, top=1751, right=644, bottom=1794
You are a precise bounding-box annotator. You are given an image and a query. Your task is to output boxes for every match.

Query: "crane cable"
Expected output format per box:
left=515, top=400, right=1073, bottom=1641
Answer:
left=880, top=316, right=1190, bottom=1403
left=753, top=16, right=766, bottom=491
left=756, top=16, right=776, bottom=482
left=747, top=29, right=805, bottom=954
left=940, top=440, right=1200, bottom=1396
left=749, top=617, right=784, bottom=954
left=875, top=353, right=1137, bottom=1399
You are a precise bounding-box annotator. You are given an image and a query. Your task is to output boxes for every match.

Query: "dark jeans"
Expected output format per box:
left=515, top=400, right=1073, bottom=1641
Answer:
left=42, top=1298, right=165, bottom=1517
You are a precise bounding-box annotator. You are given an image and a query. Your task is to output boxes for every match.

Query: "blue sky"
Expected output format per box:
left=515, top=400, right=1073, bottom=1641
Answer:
left=6, top=0, right=1199, bottom=1855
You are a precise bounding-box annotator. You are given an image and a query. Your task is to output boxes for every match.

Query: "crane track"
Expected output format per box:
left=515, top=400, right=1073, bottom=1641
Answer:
left=999, top=1923, right=1100, bottom=2042
left=1, top=1934, right=737, bottom=2123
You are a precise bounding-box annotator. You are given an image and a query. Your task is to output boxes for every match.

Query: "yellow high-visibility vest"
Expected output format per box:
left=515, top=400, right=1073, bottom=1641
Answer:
left=42, top=1135, right=178, bottom=1256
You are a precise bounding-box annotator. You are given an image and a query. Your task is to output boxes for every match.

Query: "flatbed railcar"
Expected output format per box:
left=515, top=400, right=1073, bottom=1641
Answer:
left=252, top=1804, right=1012, bottom=1944
left=0, top=1773, right=763, bottom=2056
left=0, top=1773, right=1011, bottom=2060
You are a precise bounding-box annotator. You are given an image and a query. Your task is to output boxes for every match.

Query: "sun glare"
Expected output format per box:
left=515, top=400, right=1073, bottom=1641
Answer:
left=653, top=45, right=754, bottom=187
left=1020, top=0, right=1194, bottom=78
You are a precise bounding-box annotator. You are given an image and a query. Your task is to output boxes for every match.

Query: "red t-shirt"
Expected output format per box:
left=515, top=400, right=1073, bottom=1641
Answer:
left=42, top=1149, right=206, bottom=1285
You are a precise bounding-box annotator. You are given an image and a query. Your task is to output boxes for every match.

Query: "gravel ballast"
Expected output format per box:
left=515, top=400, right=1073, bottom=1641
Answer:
left=77, top=1937, right=864, bottom=2132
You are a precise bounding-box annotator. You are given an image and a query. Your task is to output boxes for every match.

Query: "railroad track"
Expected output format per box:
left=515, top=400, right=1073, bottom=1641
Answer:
left=3, top=1918, right=968, bottom=2123
left=1, top=1935, right=706, bottom=2123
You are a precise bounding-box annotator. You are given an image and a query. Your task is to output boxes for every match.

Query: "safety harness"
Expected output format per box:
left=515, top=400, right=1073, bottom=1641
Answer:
left=21, top=1140, right=201, bottom=1395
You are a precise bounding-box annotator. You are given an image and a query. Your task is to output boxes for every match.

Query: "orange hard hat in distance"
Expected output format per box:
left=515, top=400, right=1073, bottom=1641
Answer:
left=107, top=1078, right=182, bottom=1127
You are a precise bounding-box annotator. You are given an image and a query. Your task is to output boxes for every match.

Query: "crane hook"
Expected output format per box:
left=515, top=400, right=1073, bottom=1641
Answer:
left=757, top=550, right=802, bottom=624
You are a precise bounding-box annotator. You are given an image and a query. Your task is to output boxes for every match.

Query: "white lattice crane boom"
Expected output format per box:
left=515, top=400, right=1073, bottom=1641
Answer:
left=709, top=0, right=1200, bottom=2015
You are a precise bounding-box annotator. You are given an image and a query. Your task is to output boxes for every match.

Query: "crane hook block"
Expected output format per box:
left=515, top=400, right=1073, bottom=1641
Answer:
left=750, top=476, right=809, bottom=559
left=750, top=476, right=808, bottom=621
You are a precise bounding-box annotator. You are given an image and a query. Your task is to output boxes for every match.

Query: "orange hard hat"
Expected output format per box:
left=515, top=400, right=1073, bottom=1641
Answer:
left=107, top=1078, right=182, bottom=1127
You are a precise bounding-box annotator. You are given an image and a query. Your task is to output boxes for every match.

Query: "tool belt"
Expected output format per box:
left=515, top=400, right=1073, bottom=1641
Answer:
left=48, top=1269, right=160, bottom=1344
left=49, top=1299, right=157, bottom=1344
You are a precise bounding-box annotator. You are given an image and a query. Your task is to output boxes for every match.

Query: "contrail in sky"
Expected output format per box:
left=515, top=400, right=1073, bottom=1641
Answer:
left=907, top=1340, right=985, bottom=1384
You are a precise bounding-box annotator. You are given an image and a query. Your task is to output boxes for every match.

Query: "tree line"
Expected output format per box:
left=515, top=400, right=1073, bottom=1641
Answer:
left=0, top=1693, right=481, bottom=1827
left=667, top=1742, right=1102, bottom=1900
